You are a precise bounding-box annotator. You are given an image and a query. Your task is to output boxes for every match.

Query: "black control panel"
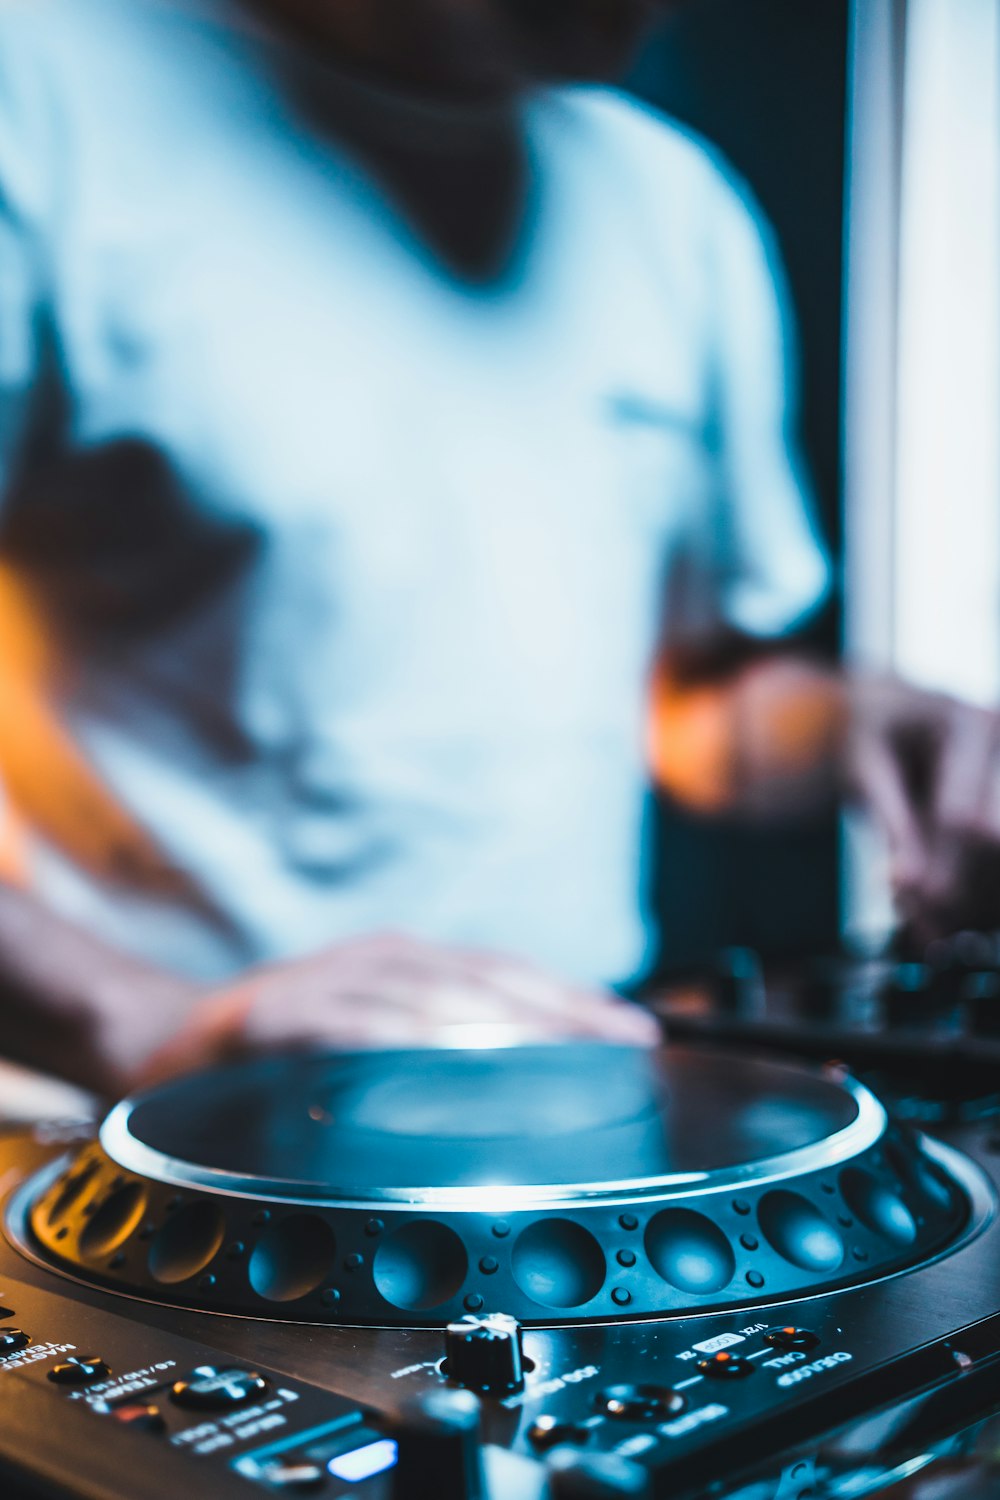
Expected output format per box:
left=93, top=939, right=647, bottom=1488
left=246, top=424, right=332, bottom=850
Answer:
left=1, top=1113, right=1000, bottom=1499
left=653, top=938, right=1000, bottom=1101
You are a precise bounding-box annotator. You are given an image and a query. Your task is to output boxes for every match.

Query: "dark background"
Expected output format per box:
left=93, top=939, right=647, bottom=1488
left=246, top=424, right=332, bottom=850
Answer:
left=627, top=0, right=849, bottom=972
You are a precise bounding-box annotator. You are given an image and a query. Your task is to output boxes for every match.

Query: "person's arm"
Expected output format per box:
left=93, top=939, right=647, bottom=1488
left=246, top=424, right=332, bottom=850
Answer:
left=0, top=883, right=197, bottom=1095
left=651, top=641, right=1000, bottom=943
left=0, top=28, right=201, bottom=1096
left=0, top=881, right=657, bottom=1098
left=650, top=147, right=838, bottom=815
left=650, top=638, right=845, bottom=820
left=0, top=582, right=660, bottom=1096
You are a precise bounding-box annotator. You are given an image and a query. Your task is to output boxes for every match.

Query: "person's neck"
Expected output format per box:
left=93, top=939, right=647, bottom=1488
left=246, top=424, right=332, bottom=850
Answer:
left=240, top=0, right=534, bottom=283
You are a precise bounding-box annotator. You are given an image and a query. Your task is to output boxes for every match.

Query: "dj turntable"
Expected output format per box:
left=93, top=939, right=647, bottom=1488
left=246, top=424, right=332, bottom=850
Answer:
left=1, top=956, right=1000, bottom=1499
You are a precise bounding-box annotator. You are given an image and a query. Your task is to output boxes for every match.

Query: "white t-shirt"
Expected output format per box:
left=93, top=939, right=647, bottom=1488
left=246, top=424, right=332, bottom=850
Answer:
left=0, top=0, right=829, bottom=986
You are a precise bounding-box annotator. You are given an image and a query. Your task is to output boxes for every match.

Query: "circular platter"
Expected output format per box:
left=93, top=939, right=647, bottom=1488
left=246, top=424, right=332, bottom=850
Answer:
left=11, top=1044, right=972, bottom=1326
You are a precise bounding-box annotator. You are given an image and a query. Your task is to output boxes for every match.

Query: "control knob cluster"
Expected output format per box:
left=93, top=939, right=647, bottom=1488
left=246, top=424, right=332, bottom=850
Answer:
left=391, top=1388, right=651, bottom=1499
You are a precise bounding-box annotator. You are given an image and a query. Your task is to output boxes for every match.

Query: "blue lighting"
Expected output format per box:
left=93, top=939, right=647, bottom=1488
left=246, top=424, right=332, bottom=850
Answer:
left=327, top=1438, right=399, bottom=1483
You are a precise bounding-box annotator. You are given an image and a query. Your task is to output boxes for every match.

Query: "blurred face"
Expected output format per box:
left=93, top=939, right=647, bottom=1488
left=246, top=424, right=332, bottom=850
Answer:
left=251, top=0, right=656, bottom=96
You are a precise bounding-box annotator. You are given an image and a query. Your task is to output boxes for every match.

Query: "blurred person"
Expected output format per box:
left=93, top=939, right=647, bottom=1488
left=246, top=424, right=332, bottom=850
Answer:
left=0, top=0, right=994, bottom=1097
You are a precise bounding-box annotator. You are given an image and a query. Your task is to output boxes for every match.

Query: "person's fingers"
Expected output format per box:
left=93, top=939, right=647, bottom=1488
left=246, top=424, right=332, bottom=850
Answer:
left=903, top=705, right=1000, bottom=937
left=347, top=972, right=652, bottom=1045
left=474, top=965, right=658, bottom=1042
left=853, top=729, right=930, bottom=894
left=918, top=834, right=1000, bottom=939
left=436, top=948, right=661, bottom=1044
left=918, top=704, right=995, bottom=912
left=327, top=938, right=653, bottom=1041
left=149, top=934, right=661, bottom=1085
left=931, top=703, right=996, bottom=835
left=848, top=678, right=1000, bottom=940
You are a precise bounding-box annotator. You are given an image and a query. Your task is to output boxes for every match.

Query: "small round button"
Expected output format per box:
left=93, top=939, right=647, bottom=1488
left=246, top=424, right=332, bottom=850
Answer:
left=764, top=1326, right=820, bottom=1353
left=48, top=1356, right=112, bottom=1386
left=170, top=1366, right=268, bottom=1411
left=110, top=1404, right=166, bottom=1433
left=0, top=1330, right=29, bottom=1358
left=527, top=1414, right=592, bottom=1450
left=696, top=1351, right=753, bottom=1380
left=594, top=1383, right=685, bottom=1421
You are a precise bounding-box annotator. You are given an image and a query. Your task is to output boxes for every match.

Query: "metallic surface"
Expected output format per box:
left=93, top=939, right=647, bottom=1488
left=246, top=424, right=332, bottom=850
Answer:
left=16, top=1048, right=968, bottom=1326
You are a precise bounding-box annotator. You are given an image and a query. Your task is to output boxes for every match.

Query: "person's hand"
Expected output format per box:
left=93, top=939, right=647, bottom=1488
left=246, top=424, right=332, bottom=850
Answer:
left=135, top=931, right=659, bottom=1089
left=846, top=673, right=1000, bottom=943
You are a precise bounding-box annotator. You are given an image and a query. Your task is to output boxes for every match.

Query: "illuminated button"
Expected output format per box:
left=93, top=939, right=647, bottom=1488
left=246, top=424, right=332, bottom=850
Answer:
left=257, top=1460, right=326, bottom=1491
left=327, top=1438, right=398, bottom=1483
left=0, top=1330, right=29, bottom=1358
left=48, top=1356, right=112, bottom=1386
left=764, top=1326, right=820, bottom=1353
left=170, top=1365, right=268, bottom=1411
left=109, top=1404, right=166, bottom=1433
left=594, top=1384, right=685, bottom=1421
left=696, top=1351, right=753, bottom=1380
left=527, top=1415, right=592, bottom=1450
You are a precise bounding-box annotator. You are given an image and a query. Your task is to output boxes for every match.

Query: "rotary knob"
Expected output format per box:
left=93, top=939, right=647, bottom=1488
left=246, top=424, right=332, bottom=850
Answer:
left=443, top=1313, right=525, bottom=1396
left=392, top=1387, right=484, bottom=1500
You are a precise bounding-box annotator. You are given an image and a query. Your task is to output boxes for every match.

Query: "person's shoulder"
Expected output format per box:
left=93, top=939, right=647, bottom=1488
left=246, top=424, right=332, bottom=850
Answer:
left=0, top=0, right=187, bottom=213
left=0, top=0, right=179, bottom=31
left=536, top=83, right=776, bottom=292
left=0, top=0, right=226, bottom=159
left=0, top=0, right=51, bottom=30
left=543, top=84, right=740, bottom=201
left=0, top=0, right=125, bottom=91
left=0, top=0, right=212, bottom=78
left=0, top=0, right=79, bottom=189
left=0, top=0, right=112, bottom=44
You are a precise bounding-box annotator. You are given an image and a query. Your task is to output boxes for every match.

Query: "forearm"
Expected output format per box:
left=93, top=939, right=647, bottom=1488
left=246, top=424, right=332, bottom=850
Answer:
left=650, top=651, right=849, bottom=819
left=0, top=882, right=198, bottom=1095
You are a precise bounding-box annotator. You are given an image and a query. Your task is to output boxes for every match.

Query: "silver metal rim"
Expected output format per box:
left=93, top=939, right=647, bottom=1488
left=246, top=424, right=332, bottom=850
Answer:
left=5, top=1132, right=990, bottom=1330
left=97, top=1074, right=887, bottom=1211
